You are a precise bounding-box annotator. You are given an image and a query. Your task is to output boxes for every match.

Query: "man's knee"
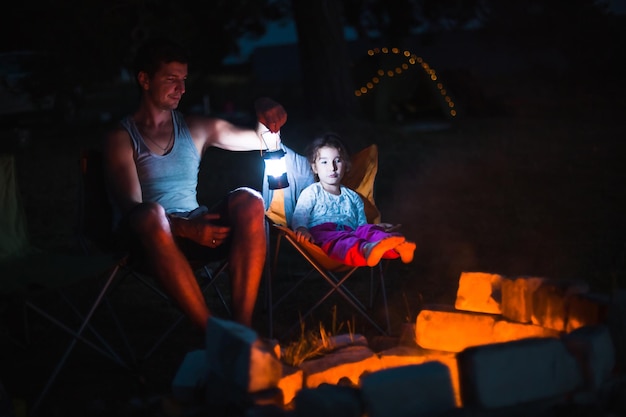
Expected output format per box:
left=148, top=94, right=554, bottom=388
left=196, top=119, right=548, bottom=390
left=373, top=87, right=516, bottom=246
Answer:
left=127, top=202, right=169, bottom=234
left=228, top=187, right=264, bottom=218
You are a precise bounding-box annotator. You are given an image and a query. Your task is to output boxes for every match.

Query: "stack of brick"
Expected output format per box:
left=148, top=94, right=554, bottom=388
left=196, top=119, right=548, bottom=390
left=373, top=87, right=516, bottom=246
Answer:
left=171, top=276, right=623, bottom=417
left=415, top=271, right=605, bottom=353
left=414, top=271, right=617, bottom=410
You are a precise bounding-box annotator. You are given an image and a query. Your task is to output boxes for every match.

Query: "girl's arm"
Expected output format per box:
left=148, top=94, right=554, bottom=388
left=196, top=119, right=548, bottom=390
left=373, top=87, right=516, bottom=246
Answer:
left=292, top=186, right=315, bottom=243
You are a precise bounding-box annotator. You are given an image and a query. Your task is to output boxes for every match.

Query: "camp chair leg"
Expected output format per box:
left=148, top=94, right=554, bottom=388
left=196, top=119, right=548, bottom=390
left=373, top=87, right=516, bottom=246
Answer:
left=267, top=230, right=283, bottom=338
left=102, top=295, right=138, bottom=367
left=367, top=263, right=391, bottom=334
left=1, top=300, right=32, bottom=348
left=285, top=233, right=366, bottom=313
left=142, top=315, right=186, bottom=362
left=375, top=263, right=391, bottom=334
left=25, top=275, right=128, bottom=369
left=28, top=263, right=125, bottom=414
left=141, top=261, right=230, bottom=361
left=281, top=267, right=387, bottom=338
left=279, top=233, right=388, bottom=337
left=271, top=231, right=283, bottom=280
left=271, top=268, right=316, bottom=311
left=55, top=289, right=130, bottom=366
left=263, top=221, right=274, bottom=339
left=305, top=269, right=386, bottom=335
left=202, top=262, right=231, bottom=317
left=265, top=267, right=273, bottom=339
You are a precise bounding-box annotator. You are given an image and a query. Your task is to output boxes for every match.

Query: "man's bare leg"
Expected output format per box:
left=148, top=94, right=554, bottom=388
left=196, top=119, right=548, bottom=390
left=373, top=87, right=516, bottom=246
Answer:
left=226, top=188, right=266, bottom=327
left=129, top=202, right=210, bottom=331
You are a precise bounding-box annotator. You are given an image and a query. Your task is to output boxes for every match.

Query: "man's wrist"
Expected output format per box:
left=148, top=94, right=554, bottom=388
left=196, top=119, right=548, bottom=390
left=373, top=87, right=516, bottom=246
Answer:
left=257, top=123, right=281, bottom=151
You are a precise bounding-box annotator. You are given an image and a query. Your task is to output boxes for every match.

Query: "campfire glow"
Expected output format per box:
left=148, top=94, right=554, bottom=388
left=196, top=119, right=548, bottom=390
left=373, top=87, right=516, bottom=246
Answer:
left=274, top=271, right=609, bottom=407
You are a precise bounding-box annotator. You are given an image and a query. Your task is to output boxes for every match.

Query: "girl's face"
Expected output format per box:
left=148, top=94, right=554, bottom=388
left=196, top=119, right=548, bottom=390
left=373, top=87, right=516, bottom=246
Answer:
left=312, top=145, right=346, bottom=192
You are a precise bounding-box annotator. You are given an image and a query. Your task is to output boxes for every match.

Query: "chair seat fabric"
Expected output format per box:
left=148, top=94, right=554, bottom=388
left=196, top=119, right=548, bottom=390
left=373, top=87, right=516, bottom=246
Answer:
left=273, top=225, right=351, bottom=272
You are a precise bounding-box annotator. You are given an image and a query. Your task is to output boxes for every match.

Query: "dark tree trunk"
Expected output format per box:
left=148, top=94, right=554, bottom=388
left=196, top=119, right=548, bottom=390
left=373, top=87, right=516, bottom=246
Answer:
left=291, top=0, right=358, bottom=120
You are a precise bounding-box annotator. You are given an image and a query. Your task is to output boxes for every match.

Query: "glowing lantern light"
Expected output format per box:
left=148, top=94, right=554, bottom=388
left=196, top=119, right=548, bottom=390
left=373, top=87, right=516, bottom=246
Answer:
left=260, top=129, right=288, bottom=190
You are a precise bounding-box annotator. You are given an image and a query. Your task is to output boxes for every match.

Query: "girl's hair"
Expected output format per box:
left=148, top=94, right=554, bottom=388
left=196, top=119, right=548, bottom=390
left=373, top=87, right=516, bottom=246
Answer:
left=305, top=132, right=352, bottom=172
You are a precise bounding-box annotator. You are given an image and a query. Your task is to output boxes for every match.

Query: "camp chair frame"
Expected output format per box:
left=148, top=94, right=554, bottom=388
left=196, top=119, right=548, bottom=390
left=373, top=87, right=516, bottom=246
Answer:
left=25, top=254, right=230, bottom=413
left=268, top=225, right=391, bottom=339
left=1, top=152, right=130, bottom=413
left=23, top=148, right=233, bottom=413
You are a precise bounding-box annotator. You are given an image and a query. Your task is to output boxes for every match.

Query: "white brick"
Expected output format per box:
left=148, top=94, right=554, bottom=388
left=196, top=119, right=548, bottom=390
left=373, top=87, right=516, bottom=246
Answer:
left=566, top=292, right=610, bottom=332
left=562, top=325, right=615, bottom=390
left=294, top=384, right=362, bottom=417
left=171, top=349, right=207, bottom=402
left=300, top=345, right=382, bottom=388
left=279, top=363, right=303, bottom=406
left=455, top=271, right=504, bottom=314
left=205, top=317, right=281, bottom=394
left=378, top=345, right=445, bottom=368
left=458, top=337, right=583, bottom=408
left=501, top=276, right=545, bottom=323
left=361, top=362, right=456, bottom=417
left=415, top=305, right=497, bottom=352
left=378, top=346, right=461, bottom=407
left=492, top=320, right=561, bottom=343
left=532, top=280, right=589, bottom=331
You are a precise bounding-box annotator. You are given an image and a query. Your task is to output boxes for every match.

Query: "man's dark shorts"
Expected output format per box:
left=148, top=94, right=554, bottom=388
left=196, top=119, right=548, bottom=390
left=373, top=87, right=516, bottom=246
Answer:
left=114, top=198, right=231, bottom=270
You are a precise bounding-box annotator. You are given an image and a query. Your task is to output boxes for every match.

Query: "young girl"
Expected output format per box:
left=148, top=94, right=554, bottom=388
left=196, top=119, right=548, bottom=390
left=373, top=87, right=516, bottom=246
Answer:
left=292, top=133, right=416, bottom=267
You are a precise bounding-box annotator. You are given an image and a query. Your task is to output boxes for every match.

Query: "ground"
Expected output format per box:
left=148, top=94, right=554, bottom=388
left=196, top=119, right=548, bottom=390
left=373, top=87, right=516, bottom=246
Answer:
left=2, top=69, right=626, bottom=416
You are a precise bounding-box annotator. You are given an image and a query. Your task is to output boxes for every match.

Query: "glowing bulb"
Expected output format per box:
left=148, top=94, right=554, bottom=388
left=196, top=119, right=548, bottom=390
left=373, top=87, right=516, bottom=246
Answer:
left=263, top=149, right=289, bottom=190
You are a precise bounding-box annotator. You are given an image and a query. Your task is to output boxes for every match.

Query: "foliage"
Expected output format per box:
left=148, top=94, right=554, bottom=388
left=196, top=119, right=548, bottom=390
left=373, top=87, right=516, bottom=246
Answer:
left=281, top=306, right=355, bottom=367
left=2, top=0, right=290, bottom=87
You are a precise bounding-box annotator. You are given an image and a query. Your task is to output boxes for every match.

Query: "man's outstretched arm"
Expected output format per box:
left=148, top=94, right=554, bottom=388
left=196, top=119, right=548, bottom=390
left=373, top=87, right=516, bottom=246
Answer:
left=188, top=97, right=288, bottom=153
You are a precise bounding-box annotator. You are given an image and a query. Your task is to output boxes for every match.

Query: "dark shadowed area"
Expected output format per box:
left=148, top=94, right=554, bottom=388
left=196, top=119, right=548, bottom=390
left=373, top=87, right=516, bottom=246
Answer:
left=2, top=6, right=626, bottom=415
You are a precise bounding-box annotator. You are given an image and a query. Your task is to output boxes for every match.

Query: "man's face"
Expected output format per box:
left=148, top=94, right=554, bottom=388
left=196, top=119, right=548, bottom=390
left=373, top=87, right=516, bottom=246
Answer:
left=142, top=61, right=188, bottom=110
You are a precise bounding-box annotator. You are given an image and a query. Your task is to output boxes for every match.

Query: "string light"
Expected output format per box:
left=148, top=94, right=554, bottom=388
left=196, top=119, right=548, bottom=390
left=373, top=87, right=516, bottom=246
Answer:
left=354, top=47, right=457, bottom=118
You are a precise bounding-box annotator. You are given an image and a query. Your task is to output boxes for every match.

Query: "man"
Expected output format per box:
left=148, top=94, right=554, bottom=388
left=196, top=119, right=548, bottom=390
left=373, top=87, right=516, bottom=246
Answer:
left=103, top=38, right=286, bottom=332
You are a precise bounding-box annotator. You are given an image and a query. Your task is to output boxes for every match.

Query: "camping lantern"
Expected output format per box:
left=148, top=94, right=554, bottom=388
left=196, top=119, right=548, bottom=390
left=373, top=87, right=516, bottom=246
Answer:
left=263, top=148, right=289, bottom=189
left=260, top=128, right=289, bottom=190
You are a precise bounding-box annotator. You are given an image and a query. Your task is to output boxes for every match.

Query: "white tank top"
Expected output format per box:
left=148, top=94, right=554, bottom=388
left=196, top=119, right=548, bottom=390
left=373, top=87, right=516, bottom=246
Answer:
left=120, top=110, right=200, bottom=214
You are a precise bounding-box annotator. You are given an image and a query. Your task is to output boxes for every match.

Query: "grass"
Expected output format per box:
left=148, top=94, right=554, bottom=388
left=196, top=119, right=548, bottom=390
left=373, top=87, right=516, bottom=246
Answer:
left=281, top=305, right=356, bottom=367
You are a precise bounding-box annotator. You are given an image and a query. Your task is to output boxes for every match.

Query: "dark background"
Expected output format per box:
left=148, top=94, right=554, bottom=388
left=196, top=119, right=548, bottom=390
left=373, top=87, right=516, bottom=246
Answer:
left=2, top=1, right=626, bottom=415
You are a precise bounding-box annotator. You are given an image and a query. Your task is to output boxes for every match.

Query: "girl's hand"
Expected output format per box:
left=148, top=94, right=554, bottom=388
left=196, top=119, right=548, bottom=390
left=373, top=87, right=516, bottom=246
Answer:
left=294, top=227, right=313, bottom=244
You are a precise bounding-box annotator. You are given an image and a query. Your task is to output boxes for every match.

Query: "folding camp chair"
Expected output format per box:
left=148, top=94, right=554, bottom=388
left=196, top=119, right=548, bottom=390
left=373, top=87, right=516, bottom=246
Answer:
left=2, top=149, right=233, bottom=413
left=1, top=152, right=124, bottom=413
left=266, top=144, right=393, bottom=339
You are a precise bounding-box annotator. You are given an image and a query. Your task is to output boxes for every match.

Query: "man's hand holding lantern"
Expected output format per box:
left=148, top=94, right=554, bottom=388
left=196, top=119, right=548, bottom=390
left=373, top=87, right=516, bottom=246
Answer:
left=255, top=97, right=287, bottom=134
